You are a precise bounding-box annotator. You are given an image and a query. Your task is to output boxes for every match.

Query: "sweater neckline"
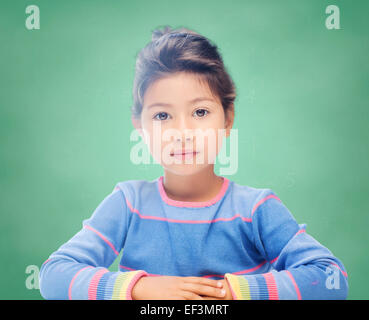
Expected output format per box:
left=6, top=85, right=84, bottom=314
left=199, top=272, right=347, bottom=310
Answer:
left=157, top=175, right=230, bottom=208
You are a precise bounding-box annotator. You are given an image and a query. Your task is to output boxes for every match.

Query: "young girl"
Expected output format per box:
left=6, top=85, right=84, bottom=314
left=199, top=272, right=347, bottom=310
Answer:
left=39, top=26, right=348, bottom=300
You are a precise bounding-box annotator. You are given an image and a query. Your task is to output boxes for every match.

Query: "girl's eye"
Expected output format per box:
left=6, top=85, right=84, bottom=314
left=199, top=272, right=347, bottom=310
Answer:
left=194, top=108, right=209, bottom=118
left=153, top=112, right=170, bottom=121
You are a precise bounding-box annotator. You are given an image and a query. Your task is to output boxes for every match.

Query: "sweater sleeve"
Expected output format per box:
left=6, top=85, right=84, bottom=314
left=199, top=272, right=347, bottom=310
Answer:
left=224, top=189, right=349, bottom=300
left=39, top=186, right=148, bottom=300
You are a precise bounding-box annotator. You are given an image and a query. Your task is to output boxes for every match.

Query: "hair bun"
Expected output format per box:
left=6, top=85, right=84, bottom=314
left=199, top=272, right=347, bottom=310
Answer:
left=151, top=25, right=174, bottom=42
left=151, top=25, right=200, bottom=42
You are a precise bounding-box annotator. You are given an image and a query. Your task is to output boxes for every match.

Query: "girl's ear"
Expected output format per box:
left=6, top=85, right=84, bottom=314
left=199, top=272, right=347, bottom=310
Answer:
left=224, top=104, right=235, bottom=138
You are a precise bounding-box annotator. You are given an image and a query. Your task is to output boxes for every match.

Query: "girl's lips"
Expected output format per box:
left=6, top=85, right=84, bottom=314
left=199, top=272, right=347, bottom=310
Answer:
left=170, top=151, right=198, bottom=156
left=170, top=151, right=199, bottom=158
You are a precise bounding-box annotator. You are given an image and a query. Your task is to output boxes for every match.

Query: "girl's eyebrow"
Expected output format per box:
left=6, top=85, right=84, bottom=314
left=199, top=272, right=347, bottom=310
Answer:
left=145, top=97, right=215, bottom=109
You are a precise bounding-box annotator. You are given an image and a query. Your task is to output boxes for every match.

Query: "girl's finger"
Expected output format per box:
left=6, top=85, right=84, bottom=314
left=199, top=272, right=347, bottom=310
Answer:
left=202, top=296, right=220, bottom=300
left=181, top=290, right=205, bottom=300
left=183, top=276, right=222, bottom=288
left=181, top=282, right=226, bottom=298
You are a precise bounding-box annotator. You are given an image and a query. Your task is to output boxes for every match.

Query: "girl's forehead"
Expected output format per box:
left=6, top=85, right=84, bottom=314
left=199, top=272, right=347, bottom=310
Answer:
left=148, top=73, right=209, bottom=94
left=143, top=74, right=220, bottom=107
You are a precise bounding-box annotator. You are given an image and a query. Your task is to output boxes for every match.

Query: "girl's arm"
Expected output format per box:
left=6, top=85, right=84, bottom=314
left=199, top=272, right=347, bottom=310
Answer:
left=224, top=189, right=349, bottom=300
left=39, top=187, right=148, bottom=300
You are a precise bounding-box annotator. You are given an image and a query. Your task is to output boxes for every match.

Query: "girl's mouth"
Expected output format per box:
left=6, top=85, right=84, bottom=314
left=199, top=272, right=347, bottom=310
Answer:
left=170, top=150, right=199, bottom=159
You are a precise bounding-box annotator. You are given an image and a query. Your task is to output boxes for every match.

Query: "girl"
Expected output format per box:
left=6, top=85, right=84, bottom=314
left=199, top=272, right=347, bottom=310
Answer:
left=39, top=26, right=348, bottom=300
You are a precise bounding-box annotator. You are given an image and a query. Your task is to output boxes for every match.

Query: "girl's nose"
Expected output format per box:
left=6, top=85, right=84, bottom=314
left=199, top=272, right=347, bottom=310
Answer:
left=175, top=117, right=194, bottom=142
left=176, top=135, right=192, bottom=142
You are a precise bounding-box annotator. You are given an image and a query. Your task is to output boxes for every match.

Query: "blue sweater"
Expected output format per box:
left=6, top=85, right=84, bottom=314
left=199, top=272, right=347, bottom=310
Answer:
left=39, top=176, right=348, bottom=300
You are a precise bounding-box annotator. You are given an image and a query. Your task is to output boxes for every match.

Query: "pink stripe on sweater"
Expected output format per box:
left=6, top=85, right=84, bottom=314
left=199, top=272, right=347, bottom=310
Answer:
left=269, top=228, right=306, bottom=264
left=263, top=272, right=279, bottom=300
left=68, top=266, right=93, bottom=300
left=269, top=255, right=279, bottom=264
left=126, top=271, right=148, bottom=300
left=158, top=176, right=229, bottom=208
left=84, top=225, right=120, bottom=256
left=42, top=259, right=51, bottom=266
left=126, top=199, right=251, bottom=224
left=285, top=270, right=302, bottom=300
left=251, top=194, right=281, bottom=216
left=119, top=265, right=161, bottom=277
left=233, top=260, right=267, bottom=275
left=330, top=262, right=348, bottom=278
left=88, top=269, right=109, bottom=300
left=120, top=261, right=267, bottom=278
left=120, top=264, right=136, bottom=271
left=295, top=228, right=306, bottom=236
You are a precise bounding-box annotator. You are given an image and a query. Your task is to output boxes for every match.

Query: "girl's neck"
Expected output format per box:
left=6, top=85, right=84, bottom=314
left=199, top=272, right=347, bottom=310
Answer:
left=162, top=168, right=224, bottom=202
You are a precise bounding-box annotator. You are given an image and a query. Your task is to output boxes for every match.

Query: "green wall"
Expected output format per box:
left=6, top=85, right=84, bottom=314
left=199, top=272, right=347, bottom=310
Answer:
left=1, top=0, right=368, bottom=299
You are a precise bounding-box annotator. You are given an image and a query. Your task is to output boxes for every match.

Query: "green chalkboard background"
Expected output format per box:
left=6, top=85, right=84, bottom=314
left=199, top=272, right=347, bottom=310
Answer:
left=1, top=0, right=368, bottom=299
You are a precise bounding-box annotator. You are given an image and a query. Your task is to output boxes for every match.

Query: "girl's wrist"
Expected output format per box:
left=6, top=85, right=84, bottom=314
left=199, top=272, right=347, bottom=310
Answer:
left=223, top=275, right=236, bottom=300
left=131, top=274, right=149, bottom=300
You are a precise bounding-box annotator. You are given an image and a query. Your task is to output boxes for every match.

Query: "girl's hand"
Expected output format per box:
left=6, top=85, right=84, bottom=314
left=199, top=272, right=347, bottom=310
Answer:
left=131, top=275, right=227, bottom=300
left=201, top=279, right=233, bottom=300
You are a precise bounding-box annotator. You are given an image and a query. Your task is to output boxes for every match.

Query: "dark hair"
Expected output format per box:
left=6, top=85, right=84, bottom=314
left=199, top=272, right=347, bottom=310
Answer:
left=131, top=25, right=237, bottom=120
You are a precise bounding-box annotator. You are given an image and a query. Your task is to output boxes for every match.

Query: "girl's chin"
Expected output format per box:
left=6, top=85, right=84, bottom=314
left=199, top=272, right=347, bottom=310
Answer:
left=162, top=162, right=216, bottom=177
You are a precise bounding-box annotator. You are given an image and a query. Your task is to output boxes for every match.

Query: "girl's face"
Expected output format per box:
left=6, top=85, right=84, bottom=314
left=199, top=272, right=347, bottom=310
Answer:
left=132, top=72, right=234, bottom=176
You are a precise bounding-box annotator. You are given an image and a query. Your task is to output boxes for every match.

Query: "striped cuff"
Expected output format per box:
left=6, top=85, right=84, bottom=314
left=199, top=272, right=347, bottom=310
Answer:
left=224, top=272, right=279, bottom=300
left=88, top=269, right=148, bottom=300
